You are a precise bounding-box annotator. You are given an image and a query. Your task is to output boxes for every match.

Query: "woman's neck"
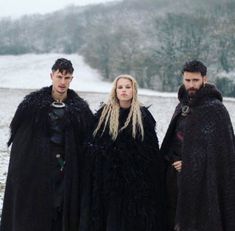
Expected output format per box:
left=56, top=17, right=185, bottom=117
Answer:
left=119, top=100, right=131, bottom=109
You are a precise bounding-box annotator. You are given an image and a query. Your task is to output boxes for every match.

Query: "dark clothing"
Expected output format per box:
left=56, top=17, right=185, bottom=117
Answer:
left=51, top=208, right=63, bottom=231
left=49, top=104, right=66, bottom=220
left=80, top=106, right=166, bottom=231
left=50, top=144, right=65, bottom=215
left=161, top=84, right=235, bottom=231
left=49, top=103, right=66, bottom=217
left=49, top=104, right=66, bottom=145
left=168, top=114, right=186, bottom=163
left=165, top=114, right=186, bottom=231
left=0, top=86, right=94, bottom=231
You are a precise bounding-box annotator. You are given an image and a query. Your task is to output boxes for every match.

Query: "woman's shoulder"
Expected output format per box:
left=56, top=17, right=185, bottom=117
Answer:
left=140, top=106, right=156, bottom=131
left=141, top=106, right=155, bottom=120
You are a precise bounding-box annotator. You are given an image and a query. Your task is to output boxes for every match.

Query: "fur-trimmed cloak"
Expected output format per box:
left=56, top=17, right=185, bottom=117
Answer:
left=0, top=86, right=94, bottom=231
left=161, top=84, right=235, bottom=231
left=79, top=106, right=166, bottom=231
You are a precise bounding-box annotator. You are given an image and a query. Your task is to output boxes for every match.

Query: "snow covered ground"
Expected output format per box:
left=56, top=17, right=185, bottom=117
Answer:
left=0, top=53, right=235, bottom=216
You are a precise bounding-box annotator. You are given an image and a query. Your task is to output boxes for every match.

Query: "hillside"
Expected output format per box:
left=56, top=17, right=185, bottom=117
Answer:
left=0, top=0, right=235, bottom=95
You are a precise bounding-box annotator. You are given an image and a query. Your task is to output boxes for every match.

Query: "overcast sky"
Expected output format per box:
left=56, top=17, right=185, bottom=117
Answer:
left=0, top=0, right=118, bottom=19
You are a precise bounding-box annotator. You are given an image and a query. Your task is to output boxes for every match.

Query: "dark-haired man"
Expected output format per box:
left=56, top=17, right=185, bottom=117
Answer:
left=0, top=58, right=94, bottom=231
left=161, top=60, right=235, bottom=231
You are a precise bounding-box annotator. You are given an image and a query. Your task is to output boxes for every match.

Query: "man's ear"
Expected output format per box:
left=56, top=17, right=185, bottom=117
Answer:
left=203, top=76, right=208, bottom=83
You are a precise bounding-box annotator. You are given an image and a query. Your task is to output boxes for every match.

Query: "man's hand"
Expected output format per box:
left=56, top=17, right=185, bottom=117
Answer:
left=172, top=161, right=182, bottom=172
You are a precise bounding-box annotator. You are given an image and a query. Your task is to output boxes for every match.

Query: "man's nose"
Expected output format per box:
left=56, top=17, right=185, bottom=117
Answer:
left=189, top=81, right=194, bottom=87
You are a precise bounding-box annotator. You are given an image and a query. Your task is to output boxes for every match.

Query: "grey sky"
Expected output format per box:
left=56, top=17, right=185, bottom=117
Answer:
left=0, top=0, right=119, bottom=19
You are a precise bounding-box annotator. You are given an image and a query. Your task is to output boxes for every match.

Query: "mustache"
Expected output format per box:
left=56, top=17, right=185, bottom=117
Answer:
left=187, top=88, right=197, bottom=91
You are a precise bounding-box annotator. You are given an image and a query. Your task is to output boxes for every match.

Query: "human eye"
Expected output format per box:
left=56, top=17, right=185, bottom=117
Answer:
left=65, top=76, right=71, bottom=81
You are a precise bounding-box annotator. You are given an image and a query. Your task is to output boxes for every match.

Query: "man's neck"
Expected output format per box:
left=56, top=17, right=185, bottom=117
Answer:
left=52, top=91, right=67, bottom=102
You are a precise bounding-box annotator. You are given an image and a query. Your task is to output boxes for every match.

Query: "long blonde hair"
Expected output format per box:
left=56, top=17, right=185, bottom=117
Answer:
left=93, top=74, right=144, bottom=141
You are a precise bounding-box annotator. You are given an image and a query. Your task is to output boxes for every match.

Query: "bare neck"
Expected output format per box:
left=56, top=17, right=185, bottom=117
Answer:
left=119, top=100, right=131, bottom=109
left=51, top=90, right=67, bottom=102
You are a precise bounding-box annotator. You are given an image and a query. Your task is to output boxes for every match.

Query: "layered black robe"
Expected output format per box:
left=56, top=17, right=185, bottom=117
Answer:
left=161, top=84, right=235, bottom=231
left=80, top=106, right=166, bottom=231
left=0, top=86, right=94, bottom=231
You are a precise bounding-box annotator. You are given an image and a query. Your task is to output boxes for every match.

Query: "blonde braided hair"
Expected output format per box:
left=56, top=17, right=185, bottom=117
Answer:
left=93, top=74, right=144, bottom=141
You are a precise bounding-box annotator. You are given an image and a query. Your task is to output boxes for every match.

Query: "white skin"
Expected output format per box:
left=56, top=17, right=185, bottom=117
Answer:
left=50, top=69, right=73, bottom=101
left=116, top=78, right=133, bottom=108
left=173, top=71, right=208, bottom=172
left=183, top=71, right=208, bottom=97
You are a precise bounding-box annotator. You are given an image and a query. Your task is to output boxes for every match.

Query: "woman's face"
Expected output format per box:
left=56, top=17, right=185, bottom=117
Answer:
left=116, top=78, right=133, bottom=108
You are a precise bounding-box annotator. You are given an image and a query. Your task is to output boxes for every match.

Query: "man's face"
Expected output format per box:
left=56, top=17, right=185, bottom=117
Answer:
left=51, top=70, right=73, bottom=95
left=183, top=71, right=207, bottom=97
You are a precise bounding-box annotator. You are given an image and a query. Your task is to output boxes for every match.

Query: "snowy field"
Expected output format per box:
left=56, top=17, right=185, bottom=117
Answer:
left=1, top=53, right=235, bottom=216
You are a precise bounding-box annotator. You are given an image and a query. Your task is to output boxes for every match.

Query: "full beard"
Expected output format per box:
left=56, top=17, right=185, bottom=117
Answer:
left=187, top=84, right=204, bottom=98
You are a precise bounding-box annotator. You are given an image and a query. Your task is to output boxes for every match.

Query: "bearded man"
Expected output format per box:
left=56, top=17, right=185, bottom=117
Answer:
left=161, top=60, right=235, bottom=231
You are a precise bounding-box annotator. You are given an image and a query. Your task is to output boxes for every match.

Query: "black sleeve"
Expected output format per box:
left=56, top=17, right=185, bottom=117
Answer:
left=141, top=106, right=159, bottom=150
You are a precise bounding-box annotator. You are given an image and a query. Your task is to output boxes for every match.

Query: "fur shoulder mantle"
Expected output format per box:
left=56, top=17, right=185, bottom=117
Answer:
left=20, top=86, right=88, bottom=112
left=8, top=86, right=91, bottom=145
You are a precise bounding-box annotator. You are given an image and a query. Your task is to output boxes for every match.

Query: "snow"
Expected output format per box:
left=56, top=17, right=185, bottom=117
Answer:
left=1, top=53, right=235, bottom=216
left=0, top=53, right=181, bottom=97
left=0, top=54, right=110, bottom=92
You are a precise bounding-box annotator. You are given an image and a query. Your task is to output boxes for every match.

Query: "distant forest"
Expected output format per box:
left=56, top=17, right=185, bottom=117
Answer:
left=1, top=0, right=235, bottom=96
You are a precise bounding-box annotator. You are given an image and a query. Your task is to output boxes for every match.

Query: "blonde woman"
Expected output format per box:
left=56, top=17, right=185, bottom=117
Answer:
left=80, top=75, right=166, bottom=231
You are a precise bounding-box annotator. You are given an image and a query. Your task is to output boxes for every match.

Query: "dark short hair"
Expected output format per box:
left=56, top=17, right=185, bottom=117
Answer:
left=51, top=58, right=74, bottom=74
left=181, top=60, right=207, bottom=76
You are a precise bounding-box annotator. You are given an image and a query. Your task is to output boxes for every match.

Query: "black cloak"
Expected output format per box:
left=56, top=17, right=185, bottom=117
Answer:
left=79, top=106, right=166, bottom=231
left=0, top=86, right=94, bottom=231
left=161, top=84, right=235, bottom=231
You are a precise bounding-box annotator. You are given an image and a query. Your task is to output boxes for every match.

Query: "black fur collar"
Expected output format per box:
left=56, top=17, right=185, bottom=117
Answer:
left=178, top=83, right=223, bottom=107
left=24, top=86, right=86, bottom=108
left=8, top=86, right=90, bottom=146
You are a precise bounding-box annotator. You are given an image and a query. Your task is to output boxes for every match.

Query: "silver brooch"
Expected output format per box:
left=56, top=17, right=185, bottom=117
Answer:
left=181, top=105, right=190, bottom=116
left=51, top=101, right=66, bottom=108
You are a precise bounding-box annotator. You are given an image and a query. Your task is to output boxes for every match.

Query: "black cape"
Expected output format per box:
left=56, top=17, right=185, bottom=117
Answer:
left=161, top=84, right=235, bottom=231
left=80, top=106, right=166, bottom=231
left=0, top=86, right=94, bottom=231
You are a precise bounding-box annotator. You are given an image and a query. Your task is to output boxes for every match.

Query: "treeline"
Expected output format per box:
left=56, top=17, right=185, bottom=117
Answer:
left=0, top=0, right=235, bottom=96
